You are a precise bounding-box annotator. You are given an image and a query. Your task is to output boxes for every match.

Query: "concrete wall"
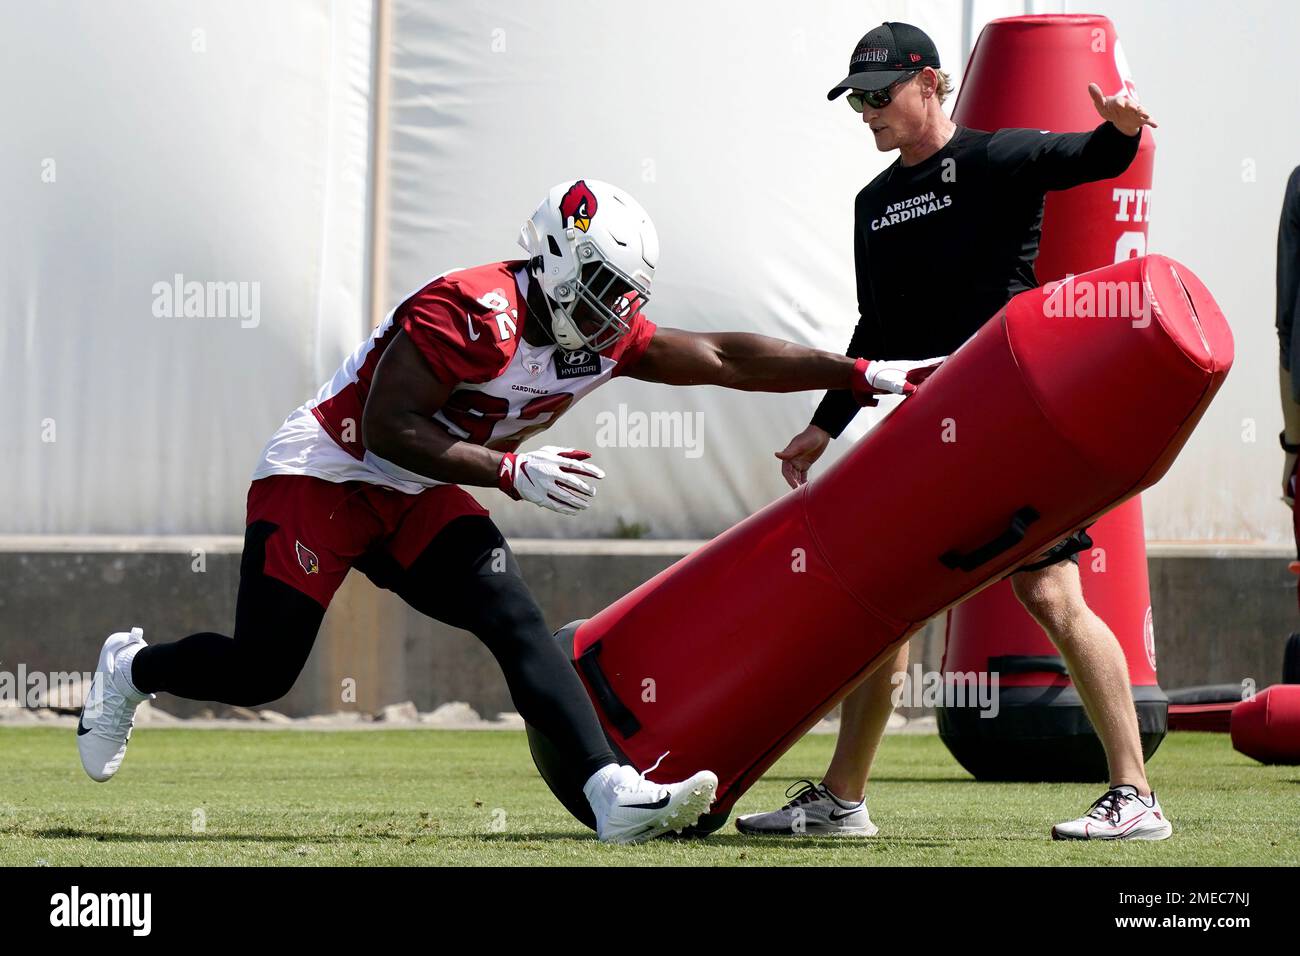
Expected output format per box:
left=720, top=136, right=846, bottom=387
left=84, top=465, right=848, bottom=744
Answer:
left=1, top=537, right=1293, bottom=719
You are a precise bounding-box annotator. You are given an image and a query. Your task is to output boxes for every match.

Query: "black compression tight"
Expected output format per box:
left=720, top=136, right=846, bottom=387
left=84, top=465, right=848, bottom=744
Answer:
left=129, top=522, right=324, bottom=706
left=130, top=517, right=617, bottom=782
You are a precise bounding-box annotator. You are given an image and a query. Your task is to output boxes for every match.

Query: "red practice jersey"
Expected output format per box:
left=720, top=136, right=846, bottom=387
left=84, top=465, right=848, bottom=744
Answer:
left=253, top=260, right=657, bottom=492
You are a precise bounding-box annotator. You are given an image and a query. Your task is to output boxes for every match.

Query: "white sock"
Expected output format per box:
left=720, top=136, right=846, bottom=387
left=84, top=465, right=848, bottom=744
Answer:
left=116, top=643, right=148, bottom=699
left=821, top=784, right=864, bottom=808
left=582, top=763, right=623, bottom=806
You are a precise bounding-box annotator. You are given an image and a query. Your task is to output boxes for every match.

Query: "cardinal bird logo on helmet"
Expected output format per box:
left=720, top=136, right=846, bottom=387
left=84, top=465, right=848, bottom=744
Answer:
left=560, top=180, right=598, bottom=232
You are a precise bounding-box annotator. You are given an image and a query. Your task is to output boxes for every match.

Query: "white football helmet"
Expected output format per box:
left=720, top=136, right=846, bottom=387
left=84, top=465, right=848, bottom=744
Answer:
left=518, top=179, right=658, bottom=352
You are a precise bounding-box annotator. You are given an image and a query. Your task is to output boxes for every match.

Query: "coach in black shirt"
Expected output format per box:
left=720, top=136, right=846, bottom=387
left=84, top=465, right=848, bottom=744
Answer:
left=744, top=22, right=1166, bottom=841
left=812, top=121, right=1140, bottom=428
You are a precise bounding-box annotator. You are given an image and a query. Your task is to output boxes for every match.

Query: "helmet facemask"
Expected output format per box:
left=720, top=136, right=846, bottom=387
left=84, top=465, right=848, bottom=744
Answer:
left=540, top=237, right=649, bottom=353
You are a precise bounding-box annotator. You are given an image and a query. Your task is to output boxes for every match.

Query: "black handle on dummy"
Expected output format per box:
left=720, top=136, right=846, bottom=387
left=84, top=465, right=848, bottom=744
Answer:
left=939, top=507, right=1041, bottom=572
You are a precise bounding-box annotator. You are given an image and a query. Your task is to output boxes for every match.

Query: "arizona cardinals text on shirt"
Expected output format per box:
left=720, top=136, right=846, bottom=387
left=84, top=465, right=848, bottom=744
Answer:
left=871, top=191, right=954, bottom=230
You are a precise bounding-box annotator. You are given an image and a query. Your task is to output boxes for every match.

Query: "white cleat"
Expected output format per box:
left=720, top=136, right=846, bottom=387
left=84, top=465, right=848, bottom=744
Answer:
left=589, top=761, right=718, bottom=845
left=77, top=627, right=153, bottom=782
left=735, top=779, right=879, bottom=837
left=1051, top=785, right=1173, bottom=841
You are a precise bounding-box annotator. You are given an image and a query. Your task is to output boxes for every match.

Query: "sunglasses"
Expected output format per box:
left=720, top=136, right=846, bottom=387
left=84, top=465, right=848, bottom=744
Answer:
left=846, top=70, right=922, bottom=112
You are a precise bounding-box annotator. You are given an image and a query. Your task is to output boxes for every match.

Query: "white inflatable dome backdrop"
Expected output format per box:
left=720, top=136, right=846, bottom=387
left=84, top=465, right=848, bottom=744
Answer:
left=3, top=0, right=1295, bottom=544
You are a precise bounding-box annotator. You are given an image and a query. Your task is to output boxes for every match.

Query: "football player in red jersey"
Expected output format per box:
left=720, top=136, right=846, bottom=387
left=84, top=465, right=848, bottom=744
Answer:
left=77, top=179, right=944, bottom=843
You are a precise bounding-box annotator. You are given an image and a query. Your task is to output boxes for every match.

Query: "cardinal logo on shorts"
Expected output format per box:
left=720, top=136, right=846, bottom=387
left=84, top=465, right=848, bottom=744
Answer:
left=560, top=180, right=598, bottom=232
left=295, top=540, right=319, bottom=576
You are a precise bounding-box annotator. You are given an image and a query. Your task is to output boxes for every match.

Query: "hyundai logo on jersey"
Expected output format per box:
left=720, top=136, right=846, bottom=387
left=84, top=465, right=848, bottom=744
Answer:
left=556, top=348, right=601, bottom=378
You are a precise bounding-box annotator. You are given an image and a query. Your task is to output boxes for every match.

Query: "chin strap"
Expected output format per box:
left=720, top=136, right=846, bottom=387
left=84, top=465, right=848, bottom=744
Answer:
left=522, top=264, right=569, bottom=349
left=547, top=307, right=584, bottom=351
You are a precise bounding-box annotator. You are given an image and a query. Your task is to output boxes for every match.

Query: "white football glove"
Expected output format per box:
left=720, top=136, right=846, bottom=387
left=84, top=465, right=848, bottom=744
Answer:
left=497, top=445, right=605, bottom=516
left=851, top=356, right=947, bottom=404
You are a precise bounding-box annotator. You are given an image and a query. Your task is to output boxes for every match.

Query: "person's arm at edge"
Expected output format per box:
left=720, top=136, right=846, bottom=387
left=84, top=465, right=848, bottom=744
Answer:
left=1278, top=167, right=1300, bottom=504
left=1278, top=365, right=1299, bottom=506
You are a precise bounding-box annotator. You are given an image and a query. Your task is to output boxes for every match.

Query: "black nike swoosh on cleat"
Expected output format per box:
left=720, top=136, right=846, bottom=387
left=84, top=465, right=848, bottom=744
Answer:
left=624, top=793, right=671, bottom=810
left=77, top=715, right=92, bottom=736
left=829, top=809, right=860, bottom=821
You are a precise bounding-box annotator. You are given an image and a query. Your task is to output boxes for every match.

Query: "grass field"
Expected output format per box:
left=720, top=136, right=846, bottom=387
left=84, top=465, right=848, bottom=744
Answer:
left=2, top=726, right=1297, bottom=866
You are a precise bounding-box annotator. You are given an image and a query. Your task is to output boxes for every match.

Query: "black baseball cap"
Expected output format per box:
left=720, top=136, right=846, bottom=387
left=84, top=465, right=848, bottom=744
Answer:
left=827, top=22, right=941, bottom=100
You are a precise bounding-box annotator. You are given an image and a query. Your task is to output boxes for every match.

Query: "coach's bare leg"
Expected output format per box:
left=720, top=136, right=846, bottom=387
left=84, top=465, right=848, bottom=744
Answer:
left=821, top=642, right=909, bottom=802
left=1011, top=561, right=1151, bottom=794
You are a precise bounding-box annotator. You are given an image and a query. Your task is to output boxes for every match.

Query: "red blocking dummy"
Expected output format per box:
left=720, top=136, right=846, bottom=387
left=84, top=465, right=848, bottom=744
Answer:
left=529, top=254, right=1232, bottom=830
left=1231, top=686, right=1300, bottom=765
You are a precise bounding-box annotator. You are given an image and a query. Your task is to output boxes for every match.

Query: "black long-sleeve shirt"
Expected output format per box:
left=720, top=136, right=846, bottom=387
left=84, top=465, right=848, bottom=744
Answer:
left=1277, top=165, right=1300, bottom=399
left=812, top=121, right=1141, bottom=437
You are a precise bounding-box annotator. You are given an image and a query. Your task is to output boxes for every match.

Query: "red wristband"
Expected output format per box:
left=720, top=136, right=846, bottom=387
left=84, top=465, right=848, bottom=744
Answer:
left=496, top=452, right=521, bottom=499
left=849, top=357, right=880, bottom=407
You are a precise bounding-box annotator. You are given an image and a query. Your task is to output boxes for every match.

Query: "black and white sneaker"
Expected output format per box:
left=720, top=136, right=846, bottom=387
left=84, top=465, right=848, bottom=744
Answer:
left=735, top=780, right=879, bottom=837
left=586, top=759, right=718, bottom=845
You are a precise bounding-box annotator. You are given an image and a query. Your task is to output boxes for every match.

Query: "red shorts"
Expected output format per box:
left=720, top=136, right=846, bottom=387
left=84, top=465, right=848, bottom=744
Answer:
left=245, top=475, right=489, bottom=608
